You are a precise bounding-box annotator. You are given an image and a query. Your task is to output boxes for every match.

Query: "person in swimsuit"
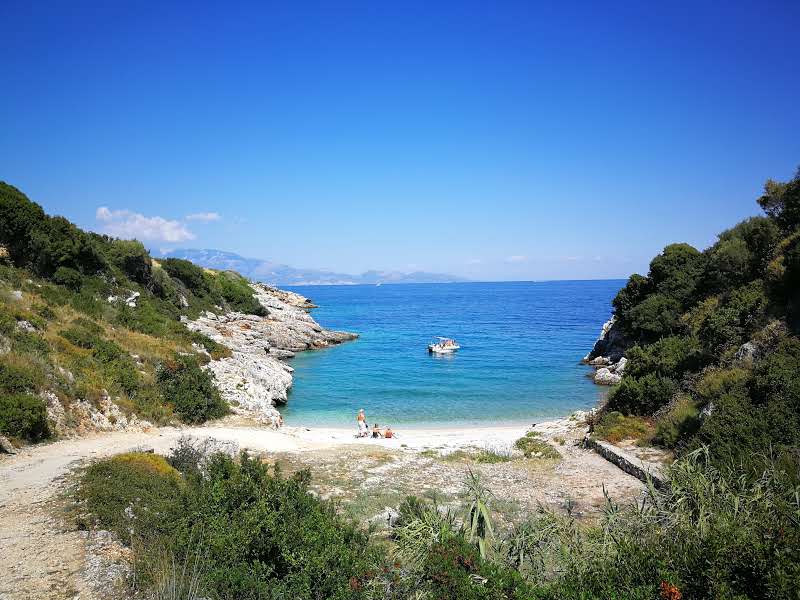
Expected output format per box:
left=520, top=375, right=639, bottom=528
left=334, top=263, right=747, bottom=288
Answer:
left=372, top=423, right=382, bottom=438
left=383, top=426, right=393, bottom=439
left=357, top=409, right=368, bottom=437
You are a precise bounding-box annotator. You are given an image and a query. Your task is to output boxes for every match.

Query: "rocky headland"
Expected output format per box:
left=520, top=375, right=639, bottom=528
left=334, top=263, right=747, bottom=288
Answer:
left=184, top=283, right=357, bottom=426
left=583, top=315, right=629, bottom=385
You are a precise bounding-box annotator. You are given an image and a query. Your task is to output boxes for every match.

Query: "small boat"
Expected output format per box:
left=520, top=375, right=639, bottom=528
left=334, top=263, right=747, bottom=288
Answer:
left=428, top=337, right=460, bottom=354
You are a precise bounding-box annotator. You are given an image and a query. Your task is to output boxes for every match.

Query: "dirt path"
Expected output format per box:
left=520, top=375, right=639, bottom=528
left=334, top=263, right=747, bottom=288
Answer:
left=0, top=420, right=646, bottom=600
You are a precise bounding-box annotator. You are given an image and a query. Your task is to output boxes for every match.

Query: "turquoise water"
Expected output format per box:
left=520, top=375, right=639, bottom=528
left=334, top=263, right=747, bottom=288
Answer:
left=279, top=281, right=623, bottom=427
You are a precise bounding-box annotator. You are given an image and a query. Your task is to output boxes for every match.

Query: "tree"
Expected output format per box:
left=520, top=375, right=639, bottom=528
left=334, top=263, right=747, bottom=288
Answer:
left=758, top=168, right=800, bottom=233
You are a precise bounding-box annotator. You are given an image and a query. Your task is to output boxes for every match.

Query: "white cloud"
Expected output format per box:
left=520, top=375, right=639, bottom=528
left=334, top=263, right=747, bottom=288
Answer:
left=504, top=255, right=528, bottom=264
left=96, top=207, right=195, bottom=242
left=465, top=258, right=483, bottom=265
left=186, top=212, right=221, bottom=222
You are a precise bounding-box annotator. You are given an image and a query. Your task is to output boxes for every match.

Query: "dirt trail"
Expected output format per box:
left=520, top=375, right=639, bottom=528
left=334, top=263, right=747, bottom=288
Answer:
left=0, top=421, right=646, bottom=600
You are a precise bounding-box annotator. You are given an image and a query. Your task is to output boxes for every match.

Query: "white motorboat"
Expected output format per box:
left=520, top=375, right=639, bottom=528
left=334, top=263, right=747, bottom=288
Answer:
left=428, top=337, right=460, bottom=354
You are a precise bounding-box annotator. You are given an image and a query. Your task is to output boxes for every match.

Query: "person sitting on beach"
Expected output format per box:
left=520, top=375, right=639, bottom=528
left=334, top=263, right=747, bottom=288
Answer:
left=357, top=409, right=368, bottom=437
left=383, top=426, right=394, bottom=439
left=372, top=423, right=383, bottom=438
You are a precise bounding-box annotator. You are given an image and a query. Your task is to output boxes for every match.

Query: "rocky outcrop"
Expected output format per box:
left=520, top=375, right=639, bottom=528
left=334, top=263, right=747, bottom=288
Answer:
left=43, top=390, right=153, bottom=437
left=184, top=282, right=357, bottom=427
left=584, top=316, right=630, bottom=385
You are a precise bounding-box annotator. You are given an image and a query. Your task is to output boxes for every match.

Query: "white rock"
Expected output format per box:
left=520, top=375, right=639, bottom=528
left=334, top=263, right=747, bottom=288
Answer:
left=594, top=368, right=622, bottom=385
left=183, top=282, right=357, bottom=427
left=16, top=320, right=36, bottom=333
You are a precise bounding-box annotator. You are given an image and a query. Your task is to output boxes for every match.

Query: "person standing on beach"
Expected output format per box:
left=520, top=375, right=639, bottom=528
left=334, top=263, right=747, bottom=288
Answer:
left=357, top=408, right=368, bottom=437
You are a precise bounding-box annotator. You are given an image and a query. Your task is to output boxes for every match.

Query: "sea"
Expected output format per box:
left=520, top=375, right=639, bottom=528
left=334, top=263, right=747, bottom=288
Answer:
left=279, top=280, right=624, bottom=428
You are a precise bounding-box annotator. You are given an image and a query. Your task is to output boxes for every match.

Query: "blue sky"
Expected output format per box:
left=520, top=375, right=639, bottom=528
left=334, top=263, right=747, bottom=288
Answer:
left=2, top=1, right=799, bottom=281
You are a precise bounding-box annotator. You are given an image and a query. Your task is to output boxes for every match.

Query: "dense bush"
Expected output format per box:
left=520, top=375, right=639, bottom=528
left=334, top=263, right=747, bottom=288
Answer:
left=533, top=452, right=800, bottom=600
left=592, top=411, right=654, bottom=445
left=0, top=356, right=43, bottom=393
left=0, top=393, right=49, bottom=441
left=607, top=373, right=676, bottom=415
left=81, top=450, right=384, bottom=599
left=216, top=271, right=266, bottom=315
left=654, top=395, right=700, bottom=448
left=624, top=335, right=704, bottom=380
left=160, top=258, right=208, bottom=294
left=79, top=452, right=184, bottom=545
left=156, top=354, right=227, bottom=423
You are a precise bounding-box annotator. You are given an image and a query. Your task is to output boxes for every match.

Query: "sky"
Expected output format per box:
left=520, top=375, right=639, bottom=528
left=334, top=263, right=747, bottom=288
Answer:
left=2, top=1, right=799, bottom=281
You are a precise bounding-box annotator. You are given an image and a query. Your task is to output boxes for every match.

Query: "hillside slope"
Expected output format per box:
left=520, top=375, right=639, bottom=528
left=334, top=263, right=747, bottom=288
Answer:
left=0, top=182, right=354, bottom=448
left=586, top=169, right=800, bottom=470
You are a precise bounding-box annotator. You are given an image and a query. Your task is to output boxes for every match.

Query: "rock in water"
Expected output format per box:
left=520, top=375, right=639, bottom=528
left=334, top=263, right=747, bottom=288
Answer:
left=184, top=282, right=357, bottom=427
left=585, top=316, right=630, bottom=386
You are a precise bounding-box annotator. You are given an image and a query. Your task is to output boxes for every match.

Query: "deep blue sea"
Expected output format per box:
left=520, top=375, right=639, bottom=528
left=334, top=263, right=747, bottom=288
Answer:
left=279, top=280, right=624, bottom=427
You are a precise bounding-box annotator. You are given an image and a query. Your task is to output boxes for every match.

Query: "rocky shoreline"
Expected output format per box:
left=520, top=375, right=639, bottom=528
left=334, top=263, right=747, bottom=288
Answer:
left=583, top=316, right=629, bottom=386
left=184, top=283, right=357, bottom=427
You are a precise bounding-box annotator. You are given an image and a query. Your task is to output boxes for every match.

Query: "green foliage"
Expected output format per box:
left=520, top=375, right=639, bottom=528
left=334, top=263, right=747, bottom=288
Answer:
left=418, top=537, right=532, bottom=600
left=648, top=243, right=705, bottom=306
left=625, top=293, right=681, bottom=341
left=705, top=217, right=780, bottom=293
left=215, top=271, right=266, bottom=315
left=52, top=266, right=83, bottom=291
left=79, top=452, right=184, bottom=545
left=0, top=393, right=49, bottom=441
left=104, top=239, right=152, bottom=284
left=697, top=280, right=768, bottom=356
left=513, top=431, right=560, bottom=460
left=160, top=258, right=208, bottom=294
left=156, top=355, right=227, bottom=423
left=0, top=356, right=44, bottom=393
left=654, top=396, right=700, bottom=448
left=758, top=168, right=800, bottom=233
left=607, top=373, right=676, bottom=415
left=11, top=330, right=50, bottom=356
left=612, top=273, right=651, bottom=317
left=464, top=470, right=494, bottom=560
left=533, top=451, right=800, bottom=600
left=624, top=335, right=704, bottom=380
left=593, top=411, right=654, bottom=445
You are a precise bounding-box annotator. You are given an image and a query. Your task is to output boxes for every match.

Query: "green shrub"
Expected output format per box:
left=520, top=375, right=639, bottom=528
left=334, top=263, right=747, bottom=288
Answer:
left=514, top=431, right=560, bottom=460
left=160, top=258, right=208, bottom=294
left=177, top=453, right=380, bottom=599
left=418, top=536, right=532, bottom=600
left=52, top=266, right=83, bottom=291
left=79, top=452, right=184, bottom=545
left=105, top=239, right=152, bottom=284
left=215, top=271, right=265, bottom=315
left=655, top=396, right=700, bottom=448
left=624, top=335, right=704, bottom=380
left=69, top=290, right=103, bottom=317
left=0, top=393, right=49, bottom=441
left=156, top=355, right=227, bottom=423
left=60, top=325, right=98, bottom=349
left=626, top=293, right=682, bottom=341
left=608, top=373, right=676, bottom=415
left=593, top=411, right=655, bottom=445
left=0, top=357, right=42, bottom=393
left=11, top=330, right=50, bottom=355
left=698, top=281, right=768, bottom=356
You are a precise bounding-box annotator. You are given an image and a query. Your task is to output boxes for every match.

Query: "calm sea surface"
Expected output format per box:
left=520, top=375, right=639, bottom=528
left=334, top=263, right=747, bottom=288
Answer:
left=280, top=280, right=623, bottom=427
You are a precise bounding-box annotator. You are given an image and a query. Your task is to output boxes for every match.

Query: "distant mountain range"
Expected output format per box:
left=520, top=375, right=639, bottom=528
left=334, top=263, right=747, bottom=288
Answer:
left=156, top=249, right=468, bottom=286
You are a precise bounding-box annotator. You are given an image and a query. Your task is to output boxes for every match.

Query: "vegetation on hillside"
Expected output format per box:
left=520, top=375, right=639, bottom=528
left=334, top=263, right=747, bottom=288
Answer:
left=602, top=169, right=800, bottom=472
left=0, top=182, right=268, bottom=442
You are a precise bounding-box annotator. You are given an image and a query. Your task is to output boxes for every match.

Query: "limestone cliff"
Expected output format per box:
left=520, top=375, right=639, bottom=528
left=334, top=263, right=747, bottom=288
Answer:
left=184, top=283, right=357, bottom=426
